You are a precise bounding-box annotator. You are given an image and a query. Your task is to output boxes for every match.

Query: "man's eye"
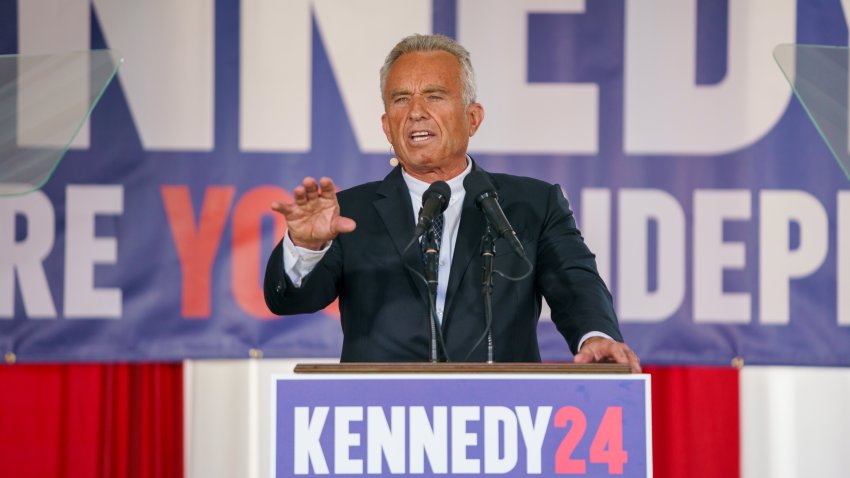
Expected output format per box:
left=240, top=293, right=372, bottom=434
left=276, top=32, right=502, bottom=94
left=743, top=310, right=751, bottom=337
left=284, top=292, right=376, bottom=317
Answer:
left=428, top=95, right=443, bottom=101
left=394, top=97, right=410, bottom=104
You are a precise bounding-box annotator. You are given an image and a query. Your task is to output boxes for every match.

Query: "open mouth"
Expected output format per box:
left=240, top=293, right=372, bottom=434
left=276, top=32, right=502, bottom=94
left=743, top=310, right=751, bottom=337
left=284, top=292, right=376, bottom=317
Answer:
left=410, top=130, right=435, bottom=142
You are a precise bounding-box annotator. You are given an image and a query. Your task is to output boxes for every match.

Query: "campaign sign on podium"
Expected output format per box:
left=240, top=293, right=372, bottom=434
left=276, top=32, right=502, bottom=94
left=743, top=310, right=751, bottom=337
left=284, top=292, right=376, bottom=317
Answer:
left=272, top=370, right=651, bottom=477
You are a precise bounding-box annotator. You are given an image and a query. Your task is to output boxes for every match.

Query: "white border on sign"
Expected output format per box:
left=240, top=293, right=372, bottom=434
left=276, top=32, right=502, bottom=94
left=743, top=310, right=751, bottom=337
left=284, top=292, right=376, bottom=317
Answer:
left=269, top=372, right=652, bottom=478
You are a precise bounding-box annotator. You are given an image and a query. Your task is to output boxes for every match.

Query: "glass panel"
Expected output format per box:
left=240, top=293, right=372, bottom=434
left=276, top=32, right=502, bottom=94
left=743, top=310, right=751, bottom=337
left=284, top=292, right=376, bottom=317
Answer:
left=774, top=44, right=850, bottom=180
left=0, top=49, right=121, bottom=196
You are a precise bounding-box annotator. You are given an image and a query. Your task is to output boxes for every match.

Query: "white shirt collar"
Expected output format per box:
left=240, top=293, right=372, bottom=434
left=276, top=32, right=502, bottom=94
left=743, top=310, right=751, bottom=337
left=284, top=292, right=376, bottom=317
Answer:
left=400, top=157, right=472, bottom=205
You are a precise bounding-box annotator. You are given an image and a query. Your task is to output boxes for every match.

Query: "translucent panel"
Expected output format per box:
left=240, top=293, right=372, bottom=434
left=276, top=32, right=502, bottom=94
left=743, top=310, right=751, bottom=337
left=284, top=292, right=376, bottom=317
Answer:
left=774, top=44, right=850, bottom=180
left=0, top=50, right=121, bottom=196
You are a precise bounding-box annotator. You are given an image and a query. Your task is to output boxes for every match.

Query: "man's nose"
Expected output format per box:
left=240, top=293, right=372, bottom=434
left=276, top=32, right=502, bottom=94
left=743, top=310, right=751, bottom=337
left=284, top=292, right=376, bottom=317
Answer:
left=409, top=96, right=428, bottom=120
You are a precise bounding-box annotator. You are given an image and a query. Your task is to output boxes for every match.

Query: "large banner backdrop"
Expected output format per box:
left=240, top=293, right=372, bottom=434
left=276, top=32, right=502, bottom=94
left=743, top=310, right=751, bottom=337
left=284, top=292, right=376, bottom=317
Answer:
left=1, top=0, right=848, bottom=365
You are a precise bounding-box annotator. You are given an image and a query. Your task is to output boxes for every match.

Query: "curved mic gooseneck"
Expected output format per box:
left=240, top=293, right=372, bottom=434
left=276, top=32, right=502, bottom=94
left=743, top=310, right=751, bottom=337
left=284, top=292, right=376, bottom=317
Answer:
left=462, top=171, right=534, bottom=362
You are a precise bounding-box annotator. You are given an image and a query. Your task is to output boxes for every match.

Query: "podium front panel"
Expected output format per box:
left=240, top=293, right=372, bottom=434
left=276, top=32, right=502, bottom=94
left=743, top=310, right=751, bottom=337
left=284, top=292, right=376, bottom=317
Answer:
left=271, top=373, right=651, bottom=477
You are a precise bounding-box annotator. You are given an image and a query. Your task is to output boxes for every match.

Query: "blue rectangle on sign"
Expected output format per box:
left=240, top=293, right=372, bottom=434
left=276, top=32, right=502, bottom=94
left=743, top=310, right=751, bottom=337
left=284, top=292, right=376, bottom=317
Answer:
left=272, top=374, right=651, bottom=477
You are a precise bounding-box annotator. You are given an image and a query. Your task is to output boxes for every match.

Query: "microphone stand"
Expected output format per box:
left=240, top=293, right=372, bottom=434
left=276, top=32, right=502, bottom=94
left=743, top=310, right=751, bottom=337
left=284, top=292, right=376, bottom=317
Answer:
left=423, top=226, right=441, bottom=362
left=480, top=224, right=496, bottom=363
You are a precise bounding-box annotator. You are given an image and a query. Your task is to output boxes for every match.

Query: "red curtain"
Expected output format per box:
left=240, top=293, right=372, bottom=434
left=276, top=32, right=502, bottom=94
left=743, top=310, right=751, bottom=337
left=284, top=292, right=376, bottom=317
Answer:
left=646, top=366, right=740, bottom=478
left=0, top=363, right=183, bottom=478
left=0, top=363, right=736, bottom=478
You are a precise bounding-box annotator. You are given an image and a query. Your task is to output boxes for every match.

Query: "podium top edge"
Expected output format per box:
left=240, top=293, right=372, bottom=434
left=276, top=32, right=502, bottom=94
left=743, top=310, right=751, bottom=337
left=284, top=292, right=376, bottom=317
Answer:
left=293, top=362, right=632, bottom=374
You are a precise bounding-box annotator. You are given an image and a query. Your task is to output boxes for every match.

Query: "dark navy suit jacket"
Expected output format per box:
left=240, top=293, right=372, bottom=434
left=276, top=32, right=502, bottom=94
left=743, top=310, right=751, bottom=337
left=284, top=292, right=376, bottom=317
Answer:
left=264, top=163, right=623, bottom=362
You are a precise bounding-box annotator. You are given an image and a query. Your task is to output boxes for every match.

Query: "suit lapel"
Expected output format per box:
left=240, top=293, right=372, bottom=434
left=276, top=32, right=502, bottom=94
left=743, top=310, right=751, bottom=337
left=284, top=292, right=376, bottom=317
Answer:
left=373, top=167, right=429, bottom=305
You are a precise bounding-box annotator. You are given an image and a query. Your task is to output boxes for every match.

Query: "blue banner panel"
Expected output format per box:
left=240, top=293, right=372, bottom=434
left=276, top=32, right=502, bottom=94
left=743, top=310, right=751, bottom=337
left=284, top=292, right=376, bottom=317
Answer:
left=0, top=0, right=849, bottom=364
left=273, top=374, right=650, bottom=477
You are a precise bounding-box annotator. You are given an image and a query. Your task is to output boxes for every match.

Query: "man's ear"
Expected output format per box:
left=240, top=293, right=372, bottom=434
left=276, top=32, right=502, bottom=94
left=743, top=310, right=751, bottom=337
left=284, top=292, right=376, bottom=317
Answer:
left=381, top=113, right=393, bottom=143
left=467, top=103, right=485, bottom=137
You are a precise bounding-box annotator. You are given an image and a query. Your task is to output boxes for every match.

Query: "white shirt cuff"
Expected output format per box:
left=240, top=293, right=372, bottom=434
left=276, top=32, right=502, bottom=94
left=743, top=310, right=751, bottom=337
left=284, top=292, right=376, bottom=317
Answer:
left=282, top=231, right=330, bottom=288
left=577, top=331, right=614, bottom=353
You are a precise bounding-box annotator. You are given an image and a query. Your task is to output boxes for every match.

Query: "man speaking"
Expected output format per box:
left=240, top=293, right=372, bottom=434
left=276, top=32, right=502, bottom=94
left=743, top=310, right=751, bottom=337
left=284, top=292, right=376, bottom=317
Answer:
left=264, top=34, right=640, bottom=372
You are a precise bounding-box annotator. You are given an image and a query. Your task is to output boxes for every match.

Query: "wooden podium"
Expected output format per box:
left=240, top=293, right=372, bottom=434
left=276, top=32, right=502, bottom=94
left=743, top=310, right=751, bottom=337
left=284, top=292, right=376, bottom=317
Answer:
left=271, top=362, right=651, bottom=477
left=294, top=362, right=632, bottom=374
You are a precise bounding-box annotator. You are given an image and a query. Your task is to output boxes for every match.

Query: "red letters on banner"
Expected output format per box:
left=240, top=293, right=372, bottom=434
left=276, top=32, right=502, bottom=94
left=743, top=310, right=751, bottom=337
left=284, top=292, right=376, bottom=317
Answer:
left=162, top=185, right=340, bottom=320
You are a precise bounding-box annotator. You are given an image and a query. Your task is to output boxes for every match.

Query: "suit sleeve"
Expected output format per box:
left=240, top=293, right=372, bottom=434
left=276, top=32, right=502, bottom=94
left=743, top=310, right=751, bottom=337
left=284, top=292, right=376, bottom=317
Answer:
left=535, top=184, right=624, bottom=354
left=263, top=238, right=343, bottom=315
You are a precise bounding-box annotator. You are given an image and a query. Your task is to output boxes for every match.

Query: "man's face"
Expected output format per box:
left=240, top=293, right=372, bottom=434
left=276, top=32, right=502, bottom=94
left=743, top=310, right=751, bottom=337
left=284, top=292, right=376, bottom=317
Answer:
left=381, top=51, right=484, bottom=180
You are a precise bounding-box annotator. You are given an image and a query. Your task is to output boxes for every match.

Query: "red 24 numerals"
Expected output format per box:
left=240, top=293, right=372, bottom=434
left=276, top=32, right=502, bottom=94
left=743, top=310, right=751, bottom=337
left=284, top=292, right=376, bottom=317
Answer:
left=554, top=406, right=628, bottom=474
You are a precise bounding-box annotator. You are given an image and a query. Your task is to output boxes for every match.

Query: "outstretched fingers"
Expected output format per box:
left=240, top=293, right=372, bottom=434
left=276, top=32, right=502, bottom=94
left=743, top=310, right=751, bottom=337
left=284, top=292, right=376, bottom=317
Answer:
left=268, top=176, right=356, bottom=248
left=279, top=177, right=333, bottom=214
left=318, top=177, right=339, bottom=200
left=270, top=201, right=293, bottom=215
left=293, top=184, right=308, bottom=205
left=303, top=177, right=320, bottom=201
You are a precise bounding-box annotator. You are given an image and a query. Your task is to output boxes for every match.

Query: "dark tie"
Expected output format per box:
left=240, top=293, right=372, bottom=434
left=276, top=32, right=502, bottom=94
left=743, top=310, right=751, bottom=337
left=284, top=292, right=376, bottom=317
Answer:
left=420, top=213, right=445, bottom=263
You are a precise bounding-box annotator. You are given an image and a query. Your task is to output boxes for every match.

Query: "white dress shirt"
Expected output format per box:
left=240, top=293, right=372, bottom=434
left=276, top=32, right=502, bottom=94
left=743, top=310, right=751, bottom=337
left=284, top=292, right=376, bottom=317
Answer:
left=397, top=159, right=471, bottom=324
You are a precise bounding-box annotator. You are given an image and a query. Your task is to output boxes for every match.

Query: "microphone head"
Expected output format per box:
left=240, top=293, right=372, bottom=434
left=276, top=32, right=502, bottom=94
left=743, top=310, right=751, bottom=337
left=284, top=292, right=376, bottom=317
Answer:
left=423, top=180, right=451, bottom=212
left=462, top=170, right=498, bottom=208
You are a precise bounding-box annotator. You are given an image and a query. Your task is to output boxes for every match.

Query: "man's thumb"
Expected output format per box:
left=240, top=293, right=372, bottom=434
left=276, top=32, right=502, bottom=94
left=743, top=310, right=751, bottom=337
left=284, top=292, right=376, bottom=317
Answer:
left=333, top=216, right=357, bottom=234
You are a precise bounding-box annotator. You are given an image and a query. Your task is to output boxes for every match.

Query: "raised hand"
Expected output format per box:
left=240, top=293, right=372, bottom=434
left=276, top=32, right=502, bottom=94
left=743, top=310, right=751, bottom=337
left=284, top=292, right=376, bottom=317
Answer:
left=271, top=177, right=356, bottom=250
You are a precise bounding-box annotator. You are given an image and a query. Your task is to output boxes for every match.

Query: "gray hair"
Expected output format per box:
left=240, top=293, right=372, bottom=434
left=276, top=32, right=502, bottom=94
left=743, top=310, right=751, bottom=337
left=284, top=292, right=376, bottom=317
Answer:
left=380, top=34, right=478, bottom=107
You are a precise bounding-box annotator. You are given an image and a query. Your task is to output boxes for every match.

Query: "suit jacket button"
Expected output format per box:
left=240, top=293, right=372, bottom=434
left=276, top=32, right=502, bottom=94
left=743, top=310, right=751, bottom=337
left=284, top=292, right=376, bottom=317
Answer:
left=276, top=282, right=283, bottom=292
